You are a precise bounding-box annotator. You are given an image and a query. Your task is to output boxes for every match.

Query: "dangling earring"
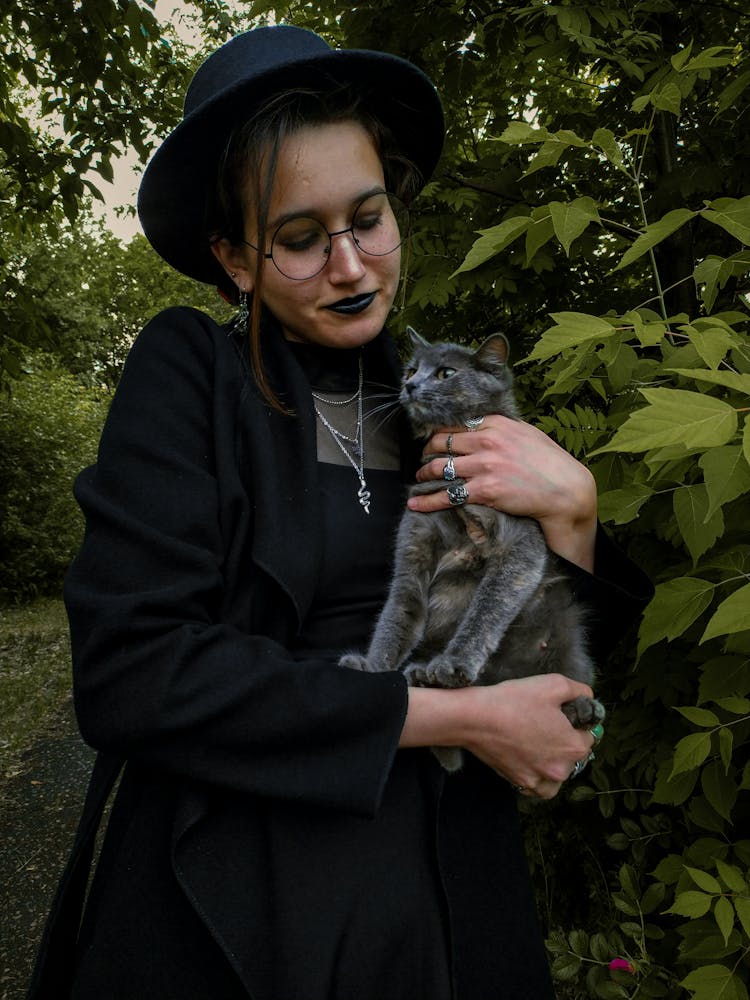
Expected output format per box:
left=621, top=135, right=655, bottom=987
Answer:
left=234, top=288, right=249, bottom=335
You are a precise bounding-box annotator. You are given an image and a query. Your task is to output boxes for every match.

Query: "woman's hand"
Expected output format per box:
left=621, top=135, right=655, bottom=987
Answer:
left=406, top=416, right=597, bottom=572
left=401, top=674, right=598, bottom=799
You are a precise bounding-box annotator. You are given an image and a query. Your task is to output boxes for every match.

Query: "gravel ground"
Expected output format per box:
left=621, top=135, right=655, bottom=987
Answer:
left=0, top=698, right=94, bottom=1000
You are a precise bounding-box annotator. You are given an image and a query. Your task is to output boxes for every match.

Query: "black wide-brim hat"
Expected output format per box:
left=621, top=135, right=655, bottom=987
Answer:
left=138, top=24, right=445, bottom=289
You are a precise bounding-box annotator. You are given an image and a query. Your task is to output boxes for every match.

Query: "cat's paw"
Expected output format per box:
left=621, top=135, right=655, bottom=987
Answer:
left=562, top=696, right=606, bottom=729
left=339, top=652, right=371, bottom=672
left=405, top=657, right=474, bottom=688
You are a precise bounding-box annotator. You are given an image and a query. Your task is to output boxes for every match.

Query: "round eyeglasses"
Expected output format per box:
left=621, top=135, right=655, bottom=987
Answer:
left=242, top=191, right=409, bottom=281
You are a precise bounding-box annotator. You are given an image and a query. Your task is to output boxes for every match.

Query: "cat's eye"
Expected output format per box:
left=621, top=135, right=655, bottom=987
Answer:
left=404, top=368, right=417, bottom=381
left=437, top=367, right=457, bottom=380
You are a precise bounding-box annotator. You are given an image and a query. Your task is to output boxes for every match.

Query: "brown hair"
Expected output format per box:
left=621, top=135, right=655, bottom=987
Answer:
left=209, top=81, right=422, bottom=411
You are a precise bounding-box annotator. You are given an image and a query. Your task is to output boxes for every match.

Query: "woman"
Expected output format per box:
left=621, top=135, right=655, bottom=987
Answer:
left=30, top=24, right=652, bottom=1000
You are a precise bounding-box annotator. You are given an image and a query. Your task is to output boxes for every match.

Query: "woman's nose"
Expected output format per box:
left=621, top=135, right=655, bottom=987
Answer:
left=326, top=230, right=367, bottom=282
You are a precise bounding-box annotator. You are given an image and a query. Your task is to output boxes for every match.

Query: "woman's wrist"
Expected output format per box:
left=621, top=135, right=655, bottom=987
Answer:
left=399, top=685, right=477, bottom=750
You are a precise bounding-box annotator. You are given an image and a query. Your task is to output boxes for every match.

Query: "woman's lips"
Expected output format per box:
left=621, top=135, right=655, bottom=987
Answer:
left=324, top=291, right=377, bottom=315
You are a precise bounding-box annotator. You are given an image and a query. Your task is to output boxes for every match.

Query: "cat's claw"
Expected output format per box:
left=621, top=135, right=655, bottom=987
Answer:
left=405, top=657, right=474, bottom=688
left=339, top=652, right=371, bottom=672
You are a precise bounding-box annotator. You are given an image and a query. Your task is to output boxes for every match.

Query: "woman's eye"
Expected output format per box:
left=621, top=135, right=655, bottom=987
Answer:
left=354, top=212, right=383, bottom=233
left=437, top=367, right=457, bottom=380
left=275, top=220, right=326, bottom=253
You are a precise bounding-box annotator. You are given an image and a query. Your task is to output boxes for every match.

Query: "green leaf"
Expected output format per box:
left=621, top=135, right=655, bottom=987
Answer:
left=671, top=732, right=712, bottom=777
left=549, top=198, right=600, bottom=255
left=675, top=706, right=720, bottom=727
left=615, top=208, right=697, bottom=271
left=702, top=196, right=750, bottom=247
left=524, top=313, right=615, bottom=363
left=671, top=42, right=694, bottom=71
left=668, top=369, right=750, bottom=393
left=638, top=577, right=714, bottom=657
left=597, top=484, right=653, bottom=525
left=702, top=760, right=738, bottom=821
left=667, top=889, right=712, bottom=917
left=673, top=484, right=724, bottom=564
left=715, top=696, right=750, bottom=715
left=716, top=860, right=747, bottom=893
left=452, top=217, right=530, bottom=275
left=591, top=388, right=738, bottom=455
left=523, top=141, right=567, bottom=176
left=735, top=896, right=750, bottom=938
left=700, top=446, right=750, bottom=520
left=525, top=209, right=555, bottom=262
left=681, top=325, right=736, bottom=369
left=592, top=127, right=624, bottom=169
left=719, top=727, right=734, bottom=772
left=679, top=46, right=734, bottom=72
left=652, top=760, right=699, bottom=805
left=681, top=964, right=748, bottom=1000
left=498, top=121, right=553, bottom=146
left=702, top=583, right=750, bottom=642
left=714, top=895, right=735, bottom=946
left=651, top=81, right=682, bottom=116
left=685, top=866, right=722, bottom=892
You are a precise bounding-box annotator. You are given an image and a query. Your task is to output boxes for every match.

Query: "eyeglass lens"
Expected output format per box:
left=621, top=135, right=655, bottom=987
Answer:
left=269, top=192, right=408, bottom=280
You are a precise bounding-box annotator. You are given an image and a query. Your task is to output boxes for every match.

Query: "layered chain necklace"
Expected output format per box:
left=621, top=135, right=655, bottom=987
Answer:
left=312, top=352, right=371, bottom=514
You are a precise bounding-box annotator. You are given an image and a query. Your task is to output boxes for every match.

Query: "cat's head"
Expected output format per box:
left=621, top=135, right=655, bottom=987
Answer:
left=400, top=327, right=518, bottom=437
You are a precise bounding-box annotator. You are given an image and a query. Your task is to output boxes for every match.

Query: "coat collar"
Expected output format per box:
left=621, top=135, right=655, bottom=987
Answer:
left=232, top=317, right=409, bottom=633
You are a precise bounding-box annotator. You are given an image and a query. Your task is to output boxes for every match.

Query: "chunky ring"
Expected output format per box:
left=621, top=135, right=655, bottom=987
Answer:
left=447, top=483, right=469, bottom=506
left=446, top=433, right=454, bottom=454
left=443, top=457, right=456, bottom=481
left=464, top=416, right=485, bottom=431
left=589, top=722, right=604, bottom=744
left=569, top=751, right=595, bottom=779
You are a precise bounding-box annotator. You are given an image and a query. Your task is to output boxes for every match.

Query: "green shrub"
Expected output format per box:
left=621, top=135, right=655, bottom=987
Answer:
left=456, top=51, right=750, bottom=999
left=0, top=361, right=109, bottom=603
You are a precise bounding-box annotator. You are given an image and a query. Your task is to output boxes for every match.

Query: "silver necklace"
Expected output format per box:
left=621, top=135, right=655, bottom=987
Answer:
left=313, top=353, right=371, bottom=514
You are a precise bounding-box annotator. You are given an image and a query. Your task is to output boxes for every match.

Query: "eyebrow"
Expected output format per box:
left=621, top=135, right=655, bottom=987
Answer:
left=266, top=186, right=387, bottom=231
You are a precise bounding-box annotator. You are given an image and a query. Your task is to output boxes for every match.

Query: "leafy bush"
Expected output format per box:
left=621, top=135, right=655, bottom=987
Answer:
left=456, top=43, right=750, bottom=1000
left=0, top=361, right=109, bottom=603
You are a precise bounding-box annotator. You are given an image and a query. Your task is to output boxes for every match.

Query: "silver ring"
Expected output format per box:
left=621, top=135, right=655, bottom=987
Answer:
left=447, top=483, right=469, bottom=506
left=569, top=751, right=595, bottom=780
left=443, top=457, right=456, bottom=481
left=464, top=416, right=485, bottom=431
left=446, top=433, right=454, bottom=455
left=513, top=784, right=527, bottom=794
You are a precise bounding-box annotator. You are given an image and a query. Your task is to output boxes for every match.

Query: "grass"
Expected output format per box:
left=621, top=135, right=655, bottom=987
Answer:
left=0, top=597, right=73, bottom=778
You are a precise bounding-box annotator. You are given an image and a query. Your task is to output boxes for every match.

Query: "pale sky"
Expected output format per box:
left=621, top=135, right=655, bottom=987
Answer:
left=93, top=0, right=207, bottom=240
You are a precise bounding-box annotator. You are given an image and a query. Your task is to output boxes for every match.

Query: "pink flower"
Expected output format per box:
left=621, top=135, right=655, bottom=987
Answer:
left=609, top=958, right=635, bottom=974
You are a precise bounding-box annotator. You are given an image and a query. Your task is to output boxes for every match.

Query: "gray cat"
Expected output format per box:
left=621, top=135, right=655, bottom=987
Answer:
left=340, top=328, right=604, bottom=771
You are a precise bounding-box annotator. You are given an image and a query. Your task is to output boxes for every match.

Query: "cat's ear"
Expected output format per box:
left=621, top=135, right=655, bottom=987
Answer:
left=406, top=326, right=431, bottom=349
left=476, top=333, right=510, bottom=368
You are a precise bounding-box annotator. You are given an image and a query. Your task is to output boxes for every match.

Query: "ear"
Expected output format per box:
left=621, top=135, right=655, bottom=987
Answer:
left=406, top=326, right=431, bottom=349
left=476, top=333, right=510, bottom=368
left=211, top=238, right=254, bottom=294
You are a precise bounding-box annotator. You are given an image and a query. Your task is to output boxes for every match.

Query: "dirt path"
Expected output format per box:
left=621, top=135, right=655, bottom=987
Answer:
left=0, top=698, right=94, bottom=1000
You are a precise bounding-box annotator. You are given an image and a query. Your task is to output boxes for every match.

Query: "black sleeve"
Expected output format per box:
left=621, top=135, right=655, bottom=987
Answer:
left=560, top=524, right=654, bottom=664
left=65, top=309, right=408, bottom=818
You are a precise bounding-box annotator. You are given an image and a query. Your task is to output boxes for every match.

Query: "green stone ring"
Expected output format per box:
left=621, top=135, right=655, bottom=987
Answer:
left=590, top=723, right=605, bottom=743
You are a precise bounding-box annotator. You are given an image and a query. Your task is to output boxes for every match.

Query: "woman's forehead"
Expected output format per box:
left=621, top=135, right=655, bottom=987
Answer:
left=266, top=120, right=385, bottom=220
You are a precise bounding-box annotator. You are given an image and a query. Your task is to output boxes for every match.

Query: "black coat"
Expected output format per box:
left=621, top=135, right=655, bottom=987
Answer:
left=33, top=308, right=652, bottom=1000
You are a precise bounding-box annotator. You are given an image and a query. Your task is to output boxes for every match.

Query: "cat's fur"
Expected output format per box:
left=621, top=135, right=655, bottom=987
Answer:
left=340, top=328, right=604, bottom=771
